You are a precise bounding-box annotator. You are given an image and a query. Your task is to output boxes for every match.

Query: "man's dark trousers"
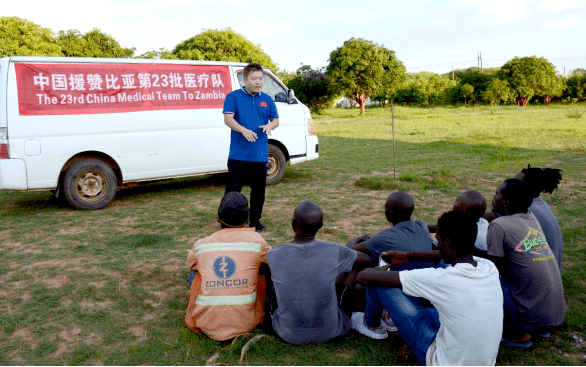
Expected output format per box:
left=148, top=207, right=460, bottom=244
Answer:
left=225, top=159, right=267, bottom=226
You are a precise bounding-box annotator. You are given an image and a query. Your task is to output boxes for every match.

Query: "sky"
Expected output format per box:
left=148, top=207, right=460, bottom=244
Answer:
left=3, top=0, right=586, bottom=75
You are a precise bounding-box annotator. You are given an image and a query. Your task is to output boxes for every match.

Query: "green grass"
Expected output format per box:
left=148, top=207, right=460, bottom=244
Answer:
left=1, top=104, right=585, bottom=365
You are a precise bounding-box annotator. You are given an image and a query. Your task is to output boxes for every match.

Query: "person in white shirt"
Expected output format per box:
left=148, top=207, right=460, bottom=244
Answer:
left=352, top=211, right=503, bottom=366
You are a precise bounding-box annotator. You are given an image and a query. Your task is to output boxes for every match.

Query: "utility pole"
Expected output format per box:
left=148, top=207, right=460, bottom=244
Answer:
left=477, top=52, right=483, bottom=73
left=480, top=52, right=484, bottom=73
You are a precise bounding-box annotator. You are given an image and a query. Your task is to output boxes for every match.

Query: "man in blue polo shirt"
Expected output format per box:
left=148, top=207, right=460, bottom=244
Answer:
left=223, top=63, right=279, bottom=232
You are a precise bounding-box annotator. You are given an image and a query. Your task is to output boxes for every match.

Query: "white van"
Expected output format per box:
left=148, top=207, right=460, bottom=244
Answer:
left=0, top=57, right=319, bottom=209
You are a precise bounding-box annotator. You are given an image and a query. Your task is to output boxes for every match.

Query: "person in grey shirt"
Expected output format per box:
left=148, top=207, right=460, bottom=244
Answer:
left=347, top=191, right=433, bottom=267
left=488, top=179, right=565, bottom=347
left=514, top=165, right=564, bottom=271
left=266, top=201, right=373, bottom=345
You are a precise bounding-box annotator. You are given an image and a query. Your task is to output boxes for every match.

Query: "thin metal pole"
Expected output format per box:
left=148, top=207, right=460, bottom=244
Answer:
left=391, top=99, right=396, bottom=181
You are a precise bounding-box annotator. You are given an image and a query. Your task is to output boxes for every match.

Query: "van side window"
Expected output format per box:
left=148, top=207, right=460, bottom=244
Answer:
left=237, top=72, right=288, bottom=103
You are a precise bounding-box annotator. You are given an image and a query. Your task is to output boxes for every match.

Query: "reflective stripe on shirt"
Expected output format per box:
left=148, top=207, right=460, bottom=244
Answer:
left=196, top=292, right=257, bottom=306
left=195, top=242, right=262, bottom=255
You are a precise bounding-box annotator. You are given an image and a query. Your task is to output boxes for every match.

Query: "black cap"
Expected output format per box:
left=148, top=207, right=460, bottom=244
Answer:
left=218, top=192, right=249, bottom=227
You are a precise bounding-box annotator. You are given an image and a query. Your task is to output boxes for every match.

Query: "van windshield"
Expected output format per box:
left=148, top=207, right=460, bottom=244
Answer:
left=237, top=73, right=288, bottom=102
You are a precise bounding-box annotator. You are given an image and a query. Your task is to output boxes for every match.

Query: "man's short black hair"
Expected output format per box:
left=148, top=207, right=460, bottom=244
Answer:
left=243, top=63, right=263, bottom=79
left=437, top=211, right=477, bottom=256
left=501, top=178, right=533, bottom=213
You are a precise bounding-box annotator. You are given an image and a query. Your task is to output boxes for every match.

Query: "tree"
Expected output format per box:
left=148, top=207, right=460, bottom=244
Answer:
left=56, top=28, right=135, bottom=58
left=482, top=79, right=514, bottom=106
left=454, top=72, right=494, bottom=104
left=173, top=28, right=277, bottom=70
left=137, top=47, right=177, bottom=60
left=285, top=65, right=338, bottom=114
left=392, top=72, right=455, bottom=105
left=461, top=83, right=474, bottom=105
left=564, top=74, right=586, bottom=101
left=326, top=38, right=405, bottom=114
left=0, top=16, right=62, bottom=57
left=497, top=56, right=565, bottom=106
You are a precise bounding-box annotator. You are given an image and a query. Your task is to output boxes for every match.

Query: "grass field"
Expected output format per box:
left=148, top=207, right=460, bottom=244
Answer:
left=1, top=104, right=585, bottom=365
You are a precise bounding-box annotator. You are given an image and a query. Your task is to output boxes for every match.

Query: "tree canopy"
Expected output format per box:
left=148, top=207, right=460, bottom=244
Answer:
left=393, top=72, right=455, bottom=105
left=172, top=28, right=277, bottom=70
left=564, top=74, right=586, bottom=101
left=0, top=16, right=62, bottom=57
left=285, top=65, right=338, bottom=114
left=326, top=38, right=405, bottom=114
left=56, top=28, right=135, bottom=58
left=497, top=56, right=565, bottom=106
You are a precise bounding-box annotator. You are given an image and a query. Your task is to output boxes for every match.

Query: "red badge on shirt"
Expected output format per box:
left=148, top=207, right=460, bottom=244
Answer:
left=260, top=102, right=267, bottom=107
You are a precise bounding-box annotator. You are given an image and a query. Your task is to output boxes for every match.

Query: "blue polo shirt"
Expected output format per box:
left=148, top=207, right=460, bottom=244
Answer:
left=223, top=87, right=279, bottom=162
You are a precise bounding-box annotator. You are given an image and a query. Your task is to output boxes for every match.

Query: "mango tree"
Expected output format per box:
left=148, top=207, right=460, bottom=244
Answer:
left=327, top=38, right=405, bottom=114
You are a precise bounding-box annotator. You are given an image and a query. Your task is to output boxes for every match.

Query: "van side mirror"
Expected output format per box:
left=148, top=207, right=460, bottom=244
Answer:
left=287, top=89, right=297, bottom=104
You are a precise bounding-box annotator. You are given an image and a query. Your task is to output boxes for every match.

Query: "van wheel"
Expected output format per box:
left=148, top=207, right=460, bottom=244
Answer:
left=63, top=159, right=117, bottom=210
left=267, top=144, right=286, bottom=185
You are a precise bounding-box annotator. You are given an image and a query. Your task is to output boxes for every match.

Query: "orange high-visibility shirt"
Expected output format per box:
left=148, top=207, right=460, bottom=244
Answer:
left=185, top=228, right=270, bottom=341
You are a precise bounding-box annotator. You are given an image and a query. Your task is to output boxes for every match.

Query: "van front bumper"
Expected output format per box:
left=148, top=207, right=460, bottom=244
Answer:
left=305, top=135, right=319, bottom=161
left=0, top=159, right=28, bottom=190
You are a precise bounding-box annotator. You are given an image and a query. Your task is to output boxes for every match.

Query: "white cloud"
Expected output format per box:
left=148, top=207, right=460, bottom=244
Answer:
left=545, top=19, right=586, bottom=27
left=241, top=22, right=293, bottom=39
left=540, top=0, right=583, bottom=12
left=360, top=12, right=378, bottom=23
left=478, top=0, right=530, bottom=23
left=226, top=0, right=247, bottom=4
left=437, top=19, right=448, bottom=25
left=326, top=9, right=352, bottom=20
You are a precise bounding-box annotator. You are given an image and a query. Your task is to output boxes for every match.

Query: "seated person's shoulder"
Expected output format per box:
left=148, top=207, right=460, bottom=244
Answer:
left=413, top=220, right=431, bottom=233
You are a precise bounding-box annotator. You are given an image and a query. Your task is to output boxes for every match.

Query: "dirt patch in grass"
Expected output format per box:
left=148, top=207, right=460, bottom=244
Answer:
left=12, top=327, right=40, bottom=349
left=85, top=332, right=104, bottom=346
left=57, top=227, right=86, bottom=235
left=0, top=229, right=12, bottom=239
left=128, top=325, right=147, bottom=345
left=52, top=325, right=83, bottom=358
left=40, top=275, right=69, bottom=288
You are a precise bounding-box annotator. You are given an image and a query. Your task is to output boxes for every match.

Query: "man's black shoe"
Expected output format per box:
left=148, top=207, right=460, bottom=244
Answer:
left=251, top=222, right=266, bottom=232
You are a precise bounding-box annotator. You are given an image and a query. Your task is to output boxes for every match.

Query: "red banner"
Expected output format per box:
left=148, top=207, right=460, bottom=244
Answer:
left=15, top=63, right=233, bottom=116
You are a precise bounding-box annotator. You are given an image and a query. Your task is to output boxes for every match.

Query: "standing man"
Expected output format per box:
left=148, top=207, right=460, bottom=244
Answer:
left=223, top=63, right=279, bottom=232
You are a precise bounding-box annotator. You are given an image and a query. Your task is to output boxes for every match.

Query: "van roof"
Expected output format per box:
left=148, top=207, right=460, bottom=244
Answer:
left=2, top=56, right=259, bottom=68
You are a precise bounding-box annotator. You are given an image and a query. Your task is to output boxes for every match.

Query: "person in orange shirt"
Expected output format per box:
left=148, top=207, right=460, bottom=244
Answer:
left=185, top=192, right=271, bottom=340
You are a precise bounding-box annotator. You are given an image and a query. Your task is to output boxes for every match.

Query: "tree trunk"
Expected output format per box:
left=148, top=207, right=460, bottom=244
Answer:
left=544, top=95, right=551, bottom=105
left=354, top=93, right=368, bottom=114
left=515, top=96, right=529, bottom=106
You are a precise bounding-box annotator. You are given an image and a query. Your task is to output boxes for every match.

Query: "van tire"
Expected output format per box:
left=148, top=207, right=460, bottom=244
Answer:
left=267, top=144, right=286, bottom=185
left=63, top=159, right=117, bottom=210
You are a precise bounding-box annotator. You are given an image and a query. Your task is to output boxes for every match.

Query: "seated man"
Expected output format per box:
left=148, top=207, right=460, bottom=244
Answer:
left=514, top=165, right=564, bottom=271
left=266, top=201, right=373, bottom=345
left=185, top=192, right=271, bottom=341
left=450, top=190, right=490, bottom=252
left=347, top=191, right=432, bottom=264
left=352, top=211, right=503, bottom=366
left=488, top=179, right=565, bottom=347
